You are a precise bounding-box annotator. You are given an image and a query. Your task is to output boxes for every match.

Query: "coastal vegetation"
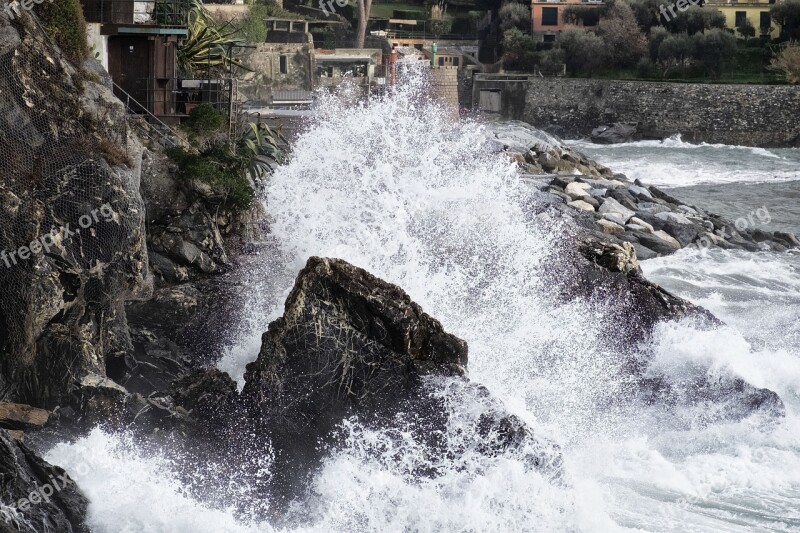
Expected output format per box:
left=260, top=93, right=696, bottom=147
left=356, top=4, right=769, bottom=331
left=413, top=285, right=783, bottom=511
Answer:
left=498, top=0, right=799, bottom=83
left=769, top=40, right=800, bottom=82
left=32, top=0, right=88, bottom=62
left=178, top=2, right=251, bottom=77
left=166, top=104, right=285, bottom=212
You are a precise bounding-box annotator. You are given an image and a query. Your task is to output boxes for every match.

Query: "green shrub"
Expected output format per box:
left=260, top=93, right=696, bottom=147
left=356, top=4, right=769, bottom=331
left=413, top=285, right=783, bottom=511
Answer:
left=181, top=103, right=227, bottom=142
left=692, top=28, right=737, bottom=76
left=771, top=0, right=800, bottom=39
left=165, top=145, right=254, bottom=212
left=34, top=0, right=89, bottom=63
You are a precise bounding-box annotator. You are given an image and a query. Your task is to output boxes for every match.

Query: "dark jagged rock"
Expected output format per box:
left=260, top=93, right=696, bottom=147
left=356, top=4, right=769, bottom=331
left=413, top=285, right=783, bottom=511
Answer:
left=566, top=236, right=783, bottom=416
left=573, top=237, right=716, bottom=333
left=240, top=257, right=560, bottom=503
left=0, top=429, right=88, bottom=533
left=591, top=123, right=638, bottom=144
left=170, top=369, right=238, bottom=422
left=139, top=143, right=268, bottom=286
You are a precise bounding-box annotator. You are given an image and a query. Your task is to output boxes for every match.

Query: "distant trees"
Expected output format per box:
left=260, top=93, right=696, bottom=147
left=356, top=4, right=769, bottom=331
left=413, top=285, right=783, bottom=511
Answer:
left=499, top=2, right=532, bottom=32
left=662, top=6, right=725, bottom=35
left=769, top=41, right=800, bottom=82
left=496, top=0, right=779, bottom=81
left=648, top=26, right=671, bottom=61
left=737, top=19, right=756, bottom=40
left=628, top=0, right=663, bottom=32
left=558, top=28, right=607, bottom=75
left=501, top=28, right=566, bottom=73
left=692, top=28, right=737, bottom=76
left=502, top=28, right=538, bottom=70
left=563, top=5, right=601, bottom=28
left=597, top=1, right=648, bottom=67
left=771, top=0, right=800, bottom=39
left=658, top=33, right=694, bottom=66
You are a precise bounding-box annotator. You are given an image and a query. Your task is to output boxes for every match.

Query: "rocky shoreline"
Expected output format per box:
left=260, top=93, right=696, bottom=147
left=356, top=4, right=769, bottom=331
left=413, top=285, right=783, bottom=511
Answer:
left=0, top=10, right=793, bottom=528
left=491, top=121, right=800, bottom=259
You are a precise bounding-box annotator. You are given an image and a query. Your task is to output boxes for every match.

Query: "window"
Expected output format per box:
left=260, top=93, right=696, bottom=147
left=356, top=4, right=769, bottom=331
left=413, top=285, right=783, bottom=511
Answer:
left=735, top=11, right=746, bottom=27
left=452, top=57, right=459, bottom=67
left=543, top=34, right=556, bottom=43
left=760, top=11, right=771, bottom=30
left=541, top=7, right=559, bottom=26
left=279, top=55, right=288, bottom=74
left=439, top=57, right=444, bottom=66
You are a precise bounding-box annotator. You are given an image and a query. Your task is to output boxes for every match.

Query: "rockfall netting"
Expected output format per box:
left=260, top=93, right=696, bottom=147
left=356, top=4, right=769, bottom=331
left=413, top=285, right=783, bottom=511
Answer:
left=0, top=11, right=149, bottom=406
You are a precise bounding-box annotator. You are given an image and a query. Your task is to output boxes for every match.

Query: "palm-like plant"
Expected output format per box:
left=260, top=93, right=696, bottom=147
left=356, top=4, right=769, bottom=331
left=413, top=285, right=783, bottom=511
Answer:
left=177, top=2, right=252, bottom=77
left=238, top=122, right=286, bottom=182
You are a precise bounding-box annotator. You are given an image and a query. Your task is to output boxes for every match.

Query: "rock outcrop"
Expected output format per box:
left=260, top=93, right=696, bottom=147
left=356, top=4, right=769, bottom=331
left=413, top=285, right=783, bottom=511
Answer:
left=591, top=123, right=637, bottom=144
left=0, top=429, right=88, bottom=533
left=487, top=121, right=614, bottom=178
left=496, top=121, right=799, bottom=258
left=543, top=174, right=798, bottom=258
left=138, top=149, right=268, bottom=285
left=540, top=208, right=784, bottom=418
left=0, top=10, right=150, bottom=410
left=240, top=257, right=560, bottom=502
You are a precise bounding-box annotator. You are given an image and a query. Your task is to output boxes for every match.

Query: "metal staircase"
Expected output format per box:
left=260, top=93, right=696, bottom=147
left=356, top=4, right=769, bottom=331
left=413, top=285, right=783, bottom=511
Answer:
left=112, top=82, right=185, bottom=150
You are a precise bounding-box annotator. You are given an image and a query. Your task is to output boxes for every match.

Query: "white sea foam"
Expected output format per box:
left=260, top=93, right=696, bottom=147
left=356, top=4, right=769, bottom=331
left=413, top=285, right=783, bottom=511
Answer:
left=45, top=74, right=800, bottom=532
left=570, top=136, right=800, bottom=188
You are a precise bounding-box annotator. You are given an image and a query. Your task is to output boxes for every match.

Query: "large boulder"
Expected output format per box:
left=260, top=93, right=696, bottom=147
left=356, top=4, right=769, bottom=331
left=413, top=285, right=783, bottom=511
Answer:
left=241, top=257, right=560, bottom=503
left=0, top=429, right=88, bottom=533
left=564, top=235, right=783, bottom=415
left=591, top=123, right=637, bottom=144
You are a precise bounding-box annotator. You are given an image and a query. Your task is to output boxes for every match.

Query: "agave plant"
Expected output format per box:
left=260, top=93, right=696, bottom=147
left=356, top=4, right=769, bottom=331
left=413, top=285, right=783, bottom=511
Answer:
left=177, top=3, right=252, bottom=77
left=238, top=121, right=286, bottom=183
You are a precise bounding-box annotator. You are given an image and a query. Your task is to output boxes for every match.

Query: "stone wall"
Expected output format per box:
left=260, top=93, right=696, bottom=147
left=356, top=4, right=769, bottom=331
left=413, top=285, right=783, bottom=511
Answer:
left=522, top=78, right=800, bottom=147
left=238, top=42, right=313, bottom=102
left=430, top=66, right=459, bottom=116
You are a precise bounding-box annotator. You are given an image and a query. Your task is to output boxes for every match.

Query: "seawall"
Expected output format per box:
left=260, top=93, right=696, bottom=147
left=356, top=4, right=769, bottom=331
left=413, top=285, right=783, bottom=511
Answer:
left=518, top=78, right=800, bottom=147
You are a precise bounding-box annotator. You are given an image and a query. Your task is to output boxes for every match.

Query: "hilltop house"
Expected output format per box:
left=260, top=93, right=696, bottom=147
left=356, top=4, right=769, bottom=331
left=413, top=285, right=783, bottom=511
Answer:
left=530, top=0, right=604, bottom=42
left=705, top=0, right=781, bottom=38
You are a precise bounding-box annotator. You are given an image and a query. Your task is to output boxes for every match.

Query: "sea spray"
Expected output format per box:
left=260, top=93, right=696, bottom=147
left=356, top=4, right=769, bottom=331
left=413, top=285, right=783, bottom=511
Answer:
left=45, top=70, right=800, bottom=532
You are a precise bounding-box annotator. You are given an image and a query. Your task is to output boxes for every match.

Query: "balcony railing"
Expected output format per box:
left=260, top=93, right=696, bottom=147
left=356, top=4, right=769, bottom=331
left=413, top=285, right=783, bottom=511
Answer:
left=118, top=78, right=233, bottom=119
left=81, top=0, right=189, bottom=26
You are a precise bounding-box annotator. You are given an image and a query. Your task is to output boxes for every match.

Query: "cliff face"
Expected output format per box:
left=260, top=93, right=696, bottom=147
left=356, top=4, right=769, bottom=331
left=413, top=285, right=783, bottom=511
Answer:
left=0, top=12, right=150, bottom=409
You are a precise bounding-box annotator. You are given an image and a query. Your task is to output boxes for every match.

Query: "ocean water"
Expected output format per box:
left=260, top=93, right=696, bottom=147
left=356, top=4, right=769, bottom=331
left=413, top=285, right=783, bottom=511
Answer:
left=572, top=136, right=800, bottom=235
left=44, top=78, right=800, bottom=532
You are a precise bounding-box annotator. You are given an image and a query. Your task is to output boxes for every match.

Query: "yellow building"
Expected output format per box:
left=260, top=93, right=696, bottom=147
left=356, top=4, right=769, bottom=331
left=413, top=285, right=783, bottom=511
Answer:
left=706, top=0, right=782, bottom=39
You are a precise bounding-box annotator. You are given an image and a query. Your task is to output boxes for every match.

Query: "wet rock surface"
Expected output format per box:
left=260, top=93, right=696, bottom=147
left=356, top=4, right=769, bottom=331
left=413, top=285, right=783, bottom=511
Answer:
left=496, top=121, right=799, bottom=258
left=0, top=429, right=88, bottom=533
left=591, top=123, right=638, bottom=144
left=240, top=257, right=561, bottom=504
left=543, top=175, right=798, bottom=257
